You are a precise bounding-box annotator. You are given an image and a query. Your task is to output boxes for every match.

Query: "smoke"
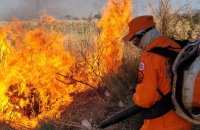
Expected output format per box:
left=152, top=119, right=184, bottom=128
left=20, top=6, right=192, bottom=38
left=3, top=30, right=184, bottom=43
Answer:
left=0, top=0, right=199, bottom=20
left=0, top=0, right=106, bottom=20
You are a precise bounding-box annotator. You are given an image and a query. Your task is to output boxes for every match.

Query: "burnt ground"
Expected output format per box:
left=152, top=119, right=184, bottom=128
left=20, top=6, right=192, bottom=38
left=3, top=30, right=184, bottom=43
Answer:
left=1, top=86, right=200, bottom=130
left=0, top=88, right=141, bottom=130
left=46, top=86, right=144, bottom=130
left=37, top=86, right=200, bottom=130
left=0, top=87, right=142, bottom=130
left=1, top=56, right=200, bottom=130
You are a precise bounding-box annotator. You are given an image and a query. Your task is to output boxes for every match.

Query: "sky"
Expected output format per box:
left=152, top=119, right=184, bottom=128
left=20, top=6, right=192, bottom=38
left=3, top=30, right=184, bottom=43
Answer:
left=0, top=0, right=107, bottom=20
left=0, top=0, right=199, bottom=20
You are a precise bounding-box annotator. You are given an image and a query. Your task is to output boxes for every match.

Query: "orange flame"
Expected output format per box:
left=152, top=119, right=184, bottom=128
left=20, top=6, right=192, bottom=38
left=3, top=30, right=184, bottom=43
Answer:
left=94, top=0, right=132, bottom=74
left=0, top=0, right=132, bottom=128
left=0, top=23, right=76, bottom=128
left=40, top=12, right=55, bottom=24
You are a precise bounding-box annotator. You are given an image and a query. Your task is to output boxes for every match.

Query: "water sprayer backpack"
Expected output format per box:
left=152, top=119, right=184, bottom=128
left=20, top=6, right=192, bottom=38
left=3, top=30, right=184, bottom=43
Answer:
left=98, top=39, right=200, bottom=129
left=149, top=39, right=200, bottom=124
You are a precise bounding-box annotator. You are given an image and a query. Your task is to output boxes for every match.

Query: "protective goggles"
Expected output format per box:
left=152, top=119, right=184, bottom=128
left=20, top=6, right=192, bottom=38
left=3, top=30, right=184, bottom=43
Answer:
left=131, top=26, right=155, bottom=46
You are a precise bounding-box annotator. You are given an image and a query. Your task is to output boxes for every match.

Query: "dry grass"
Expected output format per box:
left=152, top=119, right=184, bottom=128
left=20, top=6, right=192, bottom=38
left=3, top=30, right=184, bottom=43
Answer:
left=148, top=0, right=200, bottom=42
left=0, top=17, right=199, bottom=130
left=0, top=19, right=141, bottom=130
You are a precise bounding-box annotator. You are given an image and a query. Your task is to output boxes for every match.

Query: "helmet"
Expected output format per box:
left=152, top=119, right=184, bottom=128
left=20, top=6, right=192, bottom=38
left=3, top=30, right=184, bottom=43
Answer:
left=123, top=15, right=156, bottom=45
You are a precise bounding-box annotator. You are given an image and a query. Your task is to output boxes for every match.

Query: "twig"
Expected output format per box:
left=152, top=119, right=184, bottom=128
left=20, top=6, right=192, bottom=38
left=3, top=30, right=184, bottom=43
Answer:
left=54, top=121, right=84, bottom=129
left=56, top=73, right=106, bottom=103
left=56, top=78, right=74, bottom=85
left=78, top=50, right=103, bottom=78
left=56, top=73, right=97, bottom=90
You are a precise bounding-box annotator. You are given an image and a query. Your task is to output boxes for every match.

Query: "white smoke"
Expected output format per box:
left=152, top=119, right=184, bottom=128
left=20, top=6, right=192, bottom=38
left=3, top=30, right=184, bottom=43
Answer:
left=0, top=0, right=106, bottom=20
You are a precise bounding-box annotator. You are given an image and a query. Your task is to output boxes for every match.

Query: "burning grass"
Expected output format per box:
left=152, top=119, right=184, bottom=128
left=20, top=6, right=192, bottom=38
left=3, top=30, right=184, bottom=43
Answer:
left=0, top=0, right=133, bottom=129
left=0, top=0, right=198, bottom=129
left=0, top=22, right=77, bottom=128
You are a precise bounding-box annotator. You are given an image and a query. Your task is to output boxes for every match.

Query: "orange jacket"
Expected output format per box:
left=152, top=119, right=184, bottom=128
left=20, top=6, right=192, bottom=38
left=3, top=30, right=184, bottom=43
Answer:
left=134, top=36, right=192, bottom=130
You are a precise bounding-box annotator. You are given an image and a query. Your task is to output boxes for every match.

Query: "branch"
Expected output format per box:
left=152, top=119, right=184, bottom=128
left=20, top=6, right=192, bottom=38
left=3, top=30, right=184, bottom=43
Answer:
left=56, top=73, right=97, bottom=90
left=54, top=121, right=84, bottom=129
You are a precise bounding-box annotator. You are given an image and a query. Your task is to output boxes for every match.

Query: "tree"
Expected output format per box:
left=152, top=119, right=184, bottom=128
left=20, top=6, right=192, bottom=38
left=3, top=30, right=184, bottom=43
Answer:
left=94, top=12, right=101, bottom=19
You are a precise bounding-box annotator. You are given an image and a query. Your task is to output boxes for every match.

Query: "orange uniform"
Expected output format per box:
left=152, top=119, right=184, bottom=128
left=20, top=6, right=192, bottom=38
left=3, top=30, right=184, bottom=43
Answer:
left=134, top=35, right=192, bottom=130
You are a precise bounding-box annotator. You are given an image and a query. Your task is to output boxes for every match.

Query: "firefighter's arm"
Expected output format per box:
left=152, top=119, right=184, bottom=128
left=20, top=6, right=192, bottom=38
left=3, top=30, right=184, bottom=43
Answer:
left=134, top=57, right=159, bottom=108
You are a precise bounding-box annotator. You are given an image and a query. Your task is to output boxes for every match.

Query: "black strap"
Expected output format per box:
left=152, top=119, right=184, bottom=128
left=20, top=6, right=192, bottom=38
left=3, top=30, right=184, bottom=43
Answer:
left=174, top=40, right=189, bottom=48
left=157, top=88, right=164, bottom=97
left=148, top=47, right=178, bottom=60
left=144, top=92, right=174, bottom=119
left=148, top=38, right=190, bottom=60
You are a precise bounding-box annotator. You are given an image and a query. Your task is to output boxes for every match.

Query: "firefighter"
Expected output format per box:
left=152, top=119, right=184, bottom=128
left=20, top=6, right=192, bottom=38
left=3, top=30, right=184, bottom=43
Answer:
left=123, top=15, right=192, bottom=130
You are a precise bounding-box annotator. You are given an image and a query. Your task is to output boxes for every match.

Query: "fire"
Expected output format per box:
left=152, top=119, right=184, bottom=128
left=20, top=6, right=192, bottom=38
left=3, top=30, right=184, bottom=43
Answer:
left=40, top=12, right=55, bottom=24
left=0, top=22, right=76, bottom=128
left=0, top=0, right=132, bottom=129
left=94, top=0, right=132, bottom=74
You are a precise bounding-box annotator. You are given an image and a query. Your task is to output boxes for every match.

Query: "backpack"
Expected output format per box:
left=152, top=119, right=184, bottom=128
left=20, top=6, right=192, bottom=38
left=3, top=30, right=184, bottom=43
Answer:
left=148, top=39, right=200, bottom=124
left=98, top=39, right=200, bottom=129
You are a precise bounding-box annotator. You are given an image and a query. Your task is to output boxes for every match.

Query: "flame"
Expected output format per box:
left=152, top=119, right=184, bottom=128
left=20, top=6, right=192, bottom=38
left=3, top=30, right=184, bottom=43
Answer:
left=40, top=12, right=55, bottom=24
left=0, top=0, right=132, bottom=128
left=93, top=0, right=132, bottom=74
left=0, top=22, right=76, bottom=128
